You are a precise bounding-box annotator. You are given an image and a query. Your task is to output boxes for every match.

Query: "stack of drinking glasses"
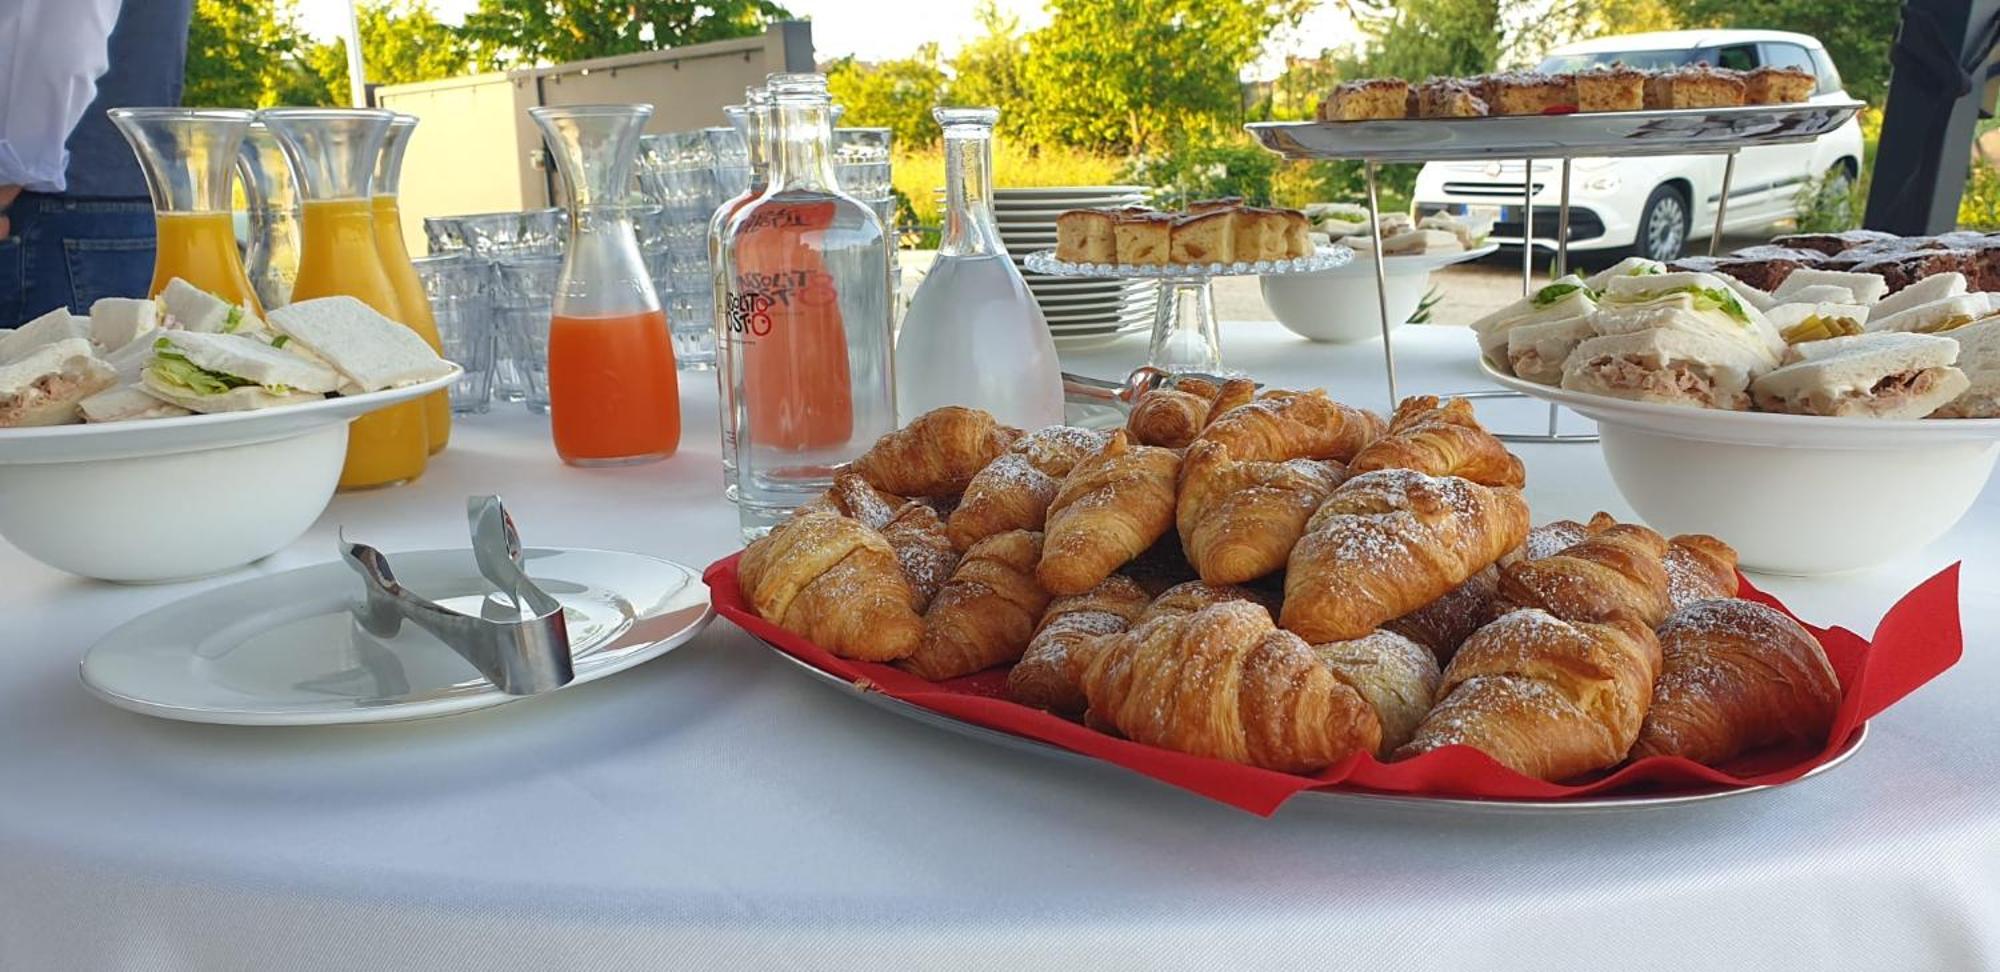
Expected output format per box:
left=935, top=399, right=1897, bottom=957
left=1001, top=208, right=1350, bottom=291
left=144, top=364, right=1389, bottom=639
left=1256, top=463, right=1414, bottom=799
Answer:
left=411, top=252, right=496, bottom=414
left=635, top=131, right=721, bottom=370
left=421, top=209, right=565, bottom=409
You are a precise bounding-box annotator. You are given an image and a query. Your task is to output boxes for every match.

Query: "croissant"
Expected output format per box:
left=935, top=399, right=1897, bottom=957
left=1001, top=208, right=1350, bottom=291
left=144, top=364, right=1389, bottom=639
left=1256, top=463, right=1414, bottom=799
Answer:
left=1397, top=608, right=1662, bottom=781
left=851, top=405, right=1020, bottom=497
left=1125, top=377, right=1257, bottom=448
left=1311, top=630, right=1442, bottom=756
left=946, top=426, right=1108, bottom=550
left=1195, top=389, right=1386, bottom=464
left=1177, top=441, right=1347, bottom=584
left=879, top=502, right=959, bottom=610
left=900, top=530, right=1053, bottom=680
left=1281, top=469, right=1529, bottom=643
left=1072, top=601, right=1381, bottom=772
left=1519, top=511, right=1617, bottom=561
left=799, top=471, right=906, bottom=530
left=1663, top=533, right=1740, bottom=611
left=1631, top=599, right=1839, bottom=766
left=1348, top=396, right=1527, bottom=487
left=1382, top=563, right=1500, bottom=665
left=1038, top=431, right=1181, bottom=595
left=738, top=510, right=925, bottom=662
left=1497, top=523, right=1672, bottom=631
left=1138, top=579, right=1275, bottom=622
left=1005, top=574, right=1151, bottom=715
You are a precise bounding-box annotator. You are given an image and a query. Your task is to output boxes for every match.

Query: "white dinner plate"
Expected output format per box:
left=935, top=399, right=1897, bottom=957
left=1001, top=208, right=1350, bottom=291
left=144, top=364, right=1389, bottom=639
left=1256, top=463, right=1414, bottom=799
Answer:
left=761, top=643, right=1869, bottom=813
left=0, top=366, right=463, bottom=465
left=995, top=205, right=1143, bottom=221
left=1050, top=329, right=1146, bottom=351
left=1328, top=241, right=1500, bottom=273
left=993, top=185, right=1148, bottom=198
left=80, top=547, right=712, bottom=726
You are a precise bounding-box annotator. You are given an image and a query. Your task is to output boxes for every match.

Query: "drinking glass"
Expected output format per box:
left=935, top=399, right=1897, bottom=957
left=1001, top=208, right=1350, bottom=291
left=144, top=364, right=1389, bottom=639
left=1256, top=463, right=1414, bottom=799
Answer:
left=414, top=252, right=495, bottom=415
left=491, top=253, right=561, bottom=415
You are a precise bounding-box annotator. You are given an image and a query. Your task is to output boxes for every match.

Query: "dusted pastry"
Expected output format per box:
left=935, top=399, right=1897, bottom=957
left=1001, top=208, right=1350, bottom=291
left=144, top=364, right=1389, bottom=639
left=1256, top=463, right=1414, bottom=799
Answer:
left=1631, top=599, right=1840, bottom=765
left=1282, top=469, right=1530, bottom=643
left=1398, top=609, right=1662, bottom=781
left=1125, top=376, right=1256, bottom=448
left=851, top=405, right=1020, bottom=497
left=1348, top=395, right=1526, bottom=488
left=901, top=530, right=1052, bottom=680
left=946, top=425, right=1108, bottom=550
left=1519, top=511, right=1617, bottom=561
left=1039, top=431, right=1182, bottom=595
left=1073, top=601, right=1382, bottom=772
left=1197, top=390, right=1385, bottom=465
left=879, top=502, right=959, bottom=611
left=1663, top=533, right=1739, bottom=611
left=1311, top=630, right=1443, bottom=755
left=1497, top=523, right=1673, bottom=630
left=1178, top=442, right=1347, bottom=585
left=739, top=510, right=925, bottom=662
left=1006, top=574, right=1151, bottom=716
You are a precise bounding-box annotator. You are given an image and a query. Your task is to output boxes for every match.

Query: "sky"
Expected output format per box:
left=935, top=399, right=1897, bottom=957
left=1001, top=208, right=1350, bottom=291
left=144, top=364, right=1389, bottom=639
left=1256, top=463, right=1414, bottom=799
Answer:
left=294, top=0, right=1362, bottom=81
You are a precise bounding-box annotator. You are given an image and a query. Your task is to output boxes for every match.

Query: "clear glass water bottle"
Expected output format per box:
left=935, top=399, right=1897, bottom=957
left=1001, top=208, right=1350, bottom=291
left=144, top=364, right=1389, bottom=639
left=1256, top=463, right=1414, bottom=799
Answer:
left=894, top=107, right=1063, bottom=428
left=722, top=72, right=895, bottom=539
left=710, top=86, right=771, bottom=504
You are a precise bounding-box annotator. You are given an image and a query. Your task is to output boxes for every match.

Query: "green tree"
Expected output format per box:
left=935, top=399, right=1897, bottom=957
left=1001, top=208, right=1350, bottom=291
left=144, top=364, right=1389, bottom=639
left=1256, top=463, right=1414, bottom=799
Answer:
left=462, top=0, right=792, bottom=69
left=308, top=0, right=474, bottom=98
left=1337, top=0, right=1501, bottom=81
left=947, top=1, right=1031, bottom=133
left=1677, top=0, right=1901, bottom=103
left=825, top=46, right=951, bottom=148
left=1020, top=0, right=1312, bottom=154
left=183, top=0, right=330, bottom=107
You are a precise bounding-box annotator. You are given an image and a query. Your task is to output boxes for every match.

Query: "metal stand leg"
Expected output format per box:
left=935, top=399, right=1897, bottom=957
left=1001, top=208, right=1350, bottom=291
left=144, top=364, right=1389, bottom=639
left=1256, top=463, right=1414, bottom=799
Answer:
left=1520, top=156, right=1535, bottom=294
left=1364, top=161, right=1399, bottom=409
left=1710, top=151, right=1738, bottom=257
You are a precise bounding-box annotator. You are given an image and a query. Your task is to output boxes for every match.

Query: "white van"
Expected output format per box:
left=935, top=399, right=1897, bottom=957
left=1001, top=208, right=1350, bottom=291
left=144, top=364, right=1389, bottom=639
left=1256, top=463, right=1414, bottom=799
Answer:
left=1409, top=30, right=1866, bottom=262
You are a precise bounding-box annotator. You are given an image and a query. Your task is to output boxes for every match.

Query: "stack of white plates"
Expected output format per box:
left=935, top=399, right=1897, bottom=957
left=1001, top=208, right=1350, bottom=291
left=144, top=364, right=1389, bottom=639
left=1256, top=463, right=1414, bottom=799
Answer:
left=961, top=186, right=1157, bottom=349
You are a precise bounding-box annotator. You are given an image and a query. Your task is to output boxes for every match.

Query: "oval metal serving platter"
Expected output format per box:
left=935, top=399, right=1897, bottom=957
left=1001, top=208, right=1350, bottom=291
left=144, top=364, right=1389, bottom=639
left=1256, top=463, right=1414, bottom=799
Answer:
left=761, top=641, right=1868, bottom=814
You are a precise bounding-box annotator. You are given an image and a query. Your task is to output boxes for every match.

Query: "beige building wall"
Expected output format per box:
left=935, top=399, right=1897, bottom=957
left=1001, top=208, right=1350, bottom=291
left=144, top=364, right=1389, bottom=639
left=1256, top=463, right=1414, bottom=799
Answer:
left=377, top=21, right=814, bottom=254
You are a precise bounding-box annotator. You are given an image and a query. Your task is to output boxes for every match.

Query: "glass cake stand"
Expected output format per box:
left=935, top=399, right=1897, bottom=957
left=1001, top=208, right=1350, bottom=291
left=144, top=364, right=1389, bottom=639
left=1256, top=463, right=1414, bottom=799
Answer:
left=1023, top=246, right=1353, bottom=373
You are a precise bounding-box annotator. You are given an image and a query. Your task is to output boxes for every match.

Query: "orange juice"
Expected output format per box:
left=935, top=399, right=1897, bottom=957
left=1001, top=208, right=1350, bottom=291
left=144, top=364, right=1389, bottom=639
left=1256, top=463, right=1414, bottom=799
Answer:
left=150, top=212, right=263, bottom=313
left=292, top=197, right=429, bottom=490
left=372, top=194, right=452, bottom=454
left=548, top=310, right=681, bottom=464
left=731, top=199, right=854, bottom=450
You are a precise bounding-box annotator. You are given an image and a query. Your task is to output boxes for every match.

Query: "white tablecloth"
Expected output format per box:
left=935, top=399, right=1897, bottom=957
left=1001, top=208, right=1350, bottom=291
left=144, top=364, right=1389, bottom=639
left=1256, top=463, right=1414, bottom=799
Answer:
left=4, top=324, right=1996, bottom=971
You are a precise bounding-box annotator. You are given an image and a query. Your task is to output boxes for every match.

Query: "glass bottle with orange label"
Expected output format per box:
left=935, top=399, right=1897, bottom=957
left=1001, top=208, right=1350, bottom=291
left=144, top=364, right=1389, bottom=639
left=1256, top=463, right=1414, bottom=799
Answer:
left=527, top=103, right=680, bottom=466
left=261, top=107, right=428, bottom=490
left=373, top=113, right=452, bottom=454
left=721, top=73, right=895, bottom=538
left=108, top=107, right=263, bottom=313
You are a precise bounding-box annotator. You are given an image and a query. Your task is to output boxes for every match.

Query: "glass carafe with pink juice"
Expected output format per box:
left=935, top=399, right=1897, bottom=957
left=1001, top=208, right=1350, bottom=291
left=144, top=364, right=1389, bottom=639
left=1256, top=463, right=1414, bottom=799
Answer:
left=528, top=103, right=681, bottom=466
left=721, top=73, right=895, bottom=539
left=893, top=107, right=1063, bottom=428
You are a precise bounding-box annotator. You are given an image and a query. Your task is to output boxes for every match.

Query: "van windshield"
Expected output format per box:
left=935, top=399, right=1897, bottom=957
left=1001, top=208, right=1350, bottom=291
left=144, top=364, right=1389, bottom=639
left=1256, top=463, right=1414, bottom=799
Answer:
left=1538, top=49, right=1696, bottom=72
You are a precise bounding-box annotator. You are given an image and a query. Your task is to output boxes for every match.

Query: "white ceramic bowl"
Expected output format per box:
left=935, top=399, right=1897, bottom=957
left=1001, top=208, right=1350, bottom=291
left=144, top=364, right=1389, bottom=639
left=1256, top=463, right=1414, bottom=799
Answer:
left=0, top=368, right=460, bottom=583
left=1262, top=243, right=1497, bottom=344
left=1483, top=362, right=2000, bottom=575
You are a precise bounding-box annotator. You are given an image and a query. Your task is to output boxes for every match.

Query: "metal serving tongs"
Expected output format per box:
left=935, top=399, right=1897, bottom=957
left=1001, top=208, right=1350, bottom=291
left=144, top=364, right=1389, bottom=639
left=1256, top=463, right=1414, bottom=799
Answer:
left=1061, top=367, right=1259, bottom=413
left=340, top=495, right=574, bottom=696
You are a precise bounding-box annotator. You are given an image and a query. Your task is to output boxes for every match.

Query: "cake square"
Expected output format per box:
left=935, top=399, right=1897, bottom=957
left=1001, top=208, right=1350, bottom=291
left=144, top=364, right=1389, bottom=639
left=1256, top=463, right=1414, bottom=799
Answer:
left=1169, top=210, right=1236, bottom=265
left=1055, top=210, right=1116, bottom=264
left=1230, top=208, right=1288, bottom=262
left=1575, top=66, right=1645, bottom=112
left=1475, top=72, right=1576, bottom=115
left=1318, top=79, right=1410, bottom=121
left=1279, top=209, right=1313, bottom=258
left=1743, top=65, right=1815, bottom=104
left=1112, top=211, right=1172, bottom=265
left=1416, top=78, right=1488, bottom=117
left=1643, top=64, right=1746, bottom=109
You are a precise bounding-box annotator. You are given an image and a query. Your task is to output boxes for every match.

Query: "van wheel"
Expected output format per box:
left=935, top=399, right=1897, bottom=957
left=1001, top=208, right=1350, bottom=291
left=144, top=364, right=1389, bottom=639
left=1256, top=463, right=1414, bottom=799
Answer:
left=1634, top=184, right=1690, bottom=262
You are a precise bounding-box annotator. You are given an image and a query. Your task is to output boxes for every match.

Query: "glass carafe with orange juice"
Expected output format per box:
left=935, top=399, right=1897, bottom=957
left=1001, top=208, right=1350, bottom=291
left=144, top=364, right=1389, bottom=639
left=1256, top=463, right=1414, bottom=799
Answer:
left=527, top=103, right=680, bottom=466
left=108, top=108, right=262, bottom=313
left=373, top=113, right=452, bottom=454
left=261, top=107, right=428, bottom=490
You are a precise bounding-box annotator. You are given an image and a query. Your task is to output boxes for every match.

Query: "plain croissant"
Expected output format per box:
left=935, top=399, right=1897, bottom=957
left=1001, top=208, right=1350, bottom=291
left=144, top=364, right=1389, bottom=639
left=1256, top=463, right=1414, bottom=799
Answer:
left=901, top=530, right=1053, bottom=680
left=1006, top=574, right=1151, bottom=715
left=1072, top=601, right=1382, bottom=772
left=1310, top=629, right=1442, bottom=756
left=946, top=426, right=1108, bottom=550
left=1125, top=376, right=1257, bottom=448
left=739, top=510, right=925, bottom=662
left=1631, top=599, right=1839, bottom=766
left=1177, top=441, right=1347, bottom=584
left=1348, top=396, right=1526, bottom=488
left=1195, top=389, right=1386, bottom=465
left=1039, top=431, right=1181, bottom=595
left=1398, top=608, right=1662, bottom=781
left=851, top=405, right=1019, bottom=497
left=1281, top=469, right=1529, bottom=643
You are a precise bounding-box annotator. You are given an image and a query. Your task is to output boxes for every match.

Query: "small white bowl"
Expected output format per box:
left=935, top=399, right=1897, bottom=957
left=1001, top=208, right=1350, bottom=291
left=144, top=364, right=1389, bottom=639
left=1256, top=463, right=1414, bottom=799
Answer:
left=1483, top=362, right=2000, bottom=575
left=0, top=368, right=459, bottom=583
left=1262, top=243, right=1496, bottom=344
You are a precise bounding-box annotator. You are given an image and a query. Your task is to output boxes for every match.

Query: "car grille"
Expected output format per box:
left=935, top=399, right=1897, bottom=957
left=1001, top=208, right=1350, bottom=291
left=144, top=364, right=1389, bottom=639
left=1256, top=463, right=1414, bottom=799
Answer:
left=1441, top=181, right=1546, bottom=199
left=1493, top=209, right=1606, bottom=243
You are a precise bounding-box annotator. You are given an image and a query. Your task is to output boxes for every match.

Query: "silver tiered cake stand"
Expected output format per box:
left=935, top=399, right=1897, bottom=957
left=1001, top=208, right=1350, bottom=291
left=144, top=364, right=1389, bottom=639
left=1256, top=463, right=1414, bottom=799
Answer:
left=1246, top=99, right=1866, bottom=442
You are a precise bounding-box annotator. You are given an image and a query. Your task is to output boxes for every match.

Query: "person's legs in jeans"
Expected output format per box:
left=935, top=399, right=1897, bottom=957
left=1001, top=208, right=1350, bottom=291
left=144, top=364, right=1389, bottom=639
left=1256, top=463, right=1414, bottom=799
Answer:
left=0, top=192, right=156, bottom=327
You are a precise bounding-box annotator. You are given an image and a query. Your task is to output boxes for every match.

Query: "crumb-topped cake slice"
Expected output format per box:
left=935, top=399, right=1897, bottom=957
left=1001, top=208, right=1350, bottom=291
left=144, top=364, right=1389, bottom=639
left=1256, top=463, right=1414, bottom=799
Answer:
left=1643, top=63, right=1746, bottom=109
left=1743, top=65, right=1815, bottom=104
left=1574, top=65, right=1645, bottom=112
left=1474, top=72, right=1576, bottom=115
left=1318, top=78, right=1410, bottom=120
left=1415, top=78, right=1488, bottom=117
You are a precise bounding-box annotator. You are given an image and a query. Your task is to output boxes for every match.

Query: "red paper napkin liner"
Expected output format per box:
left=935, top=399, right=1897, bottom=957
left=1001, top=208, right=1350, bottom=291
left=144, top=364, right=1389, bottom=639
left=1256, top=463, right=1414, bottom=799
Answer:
left=705, top=555, right=1961, bottom=816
